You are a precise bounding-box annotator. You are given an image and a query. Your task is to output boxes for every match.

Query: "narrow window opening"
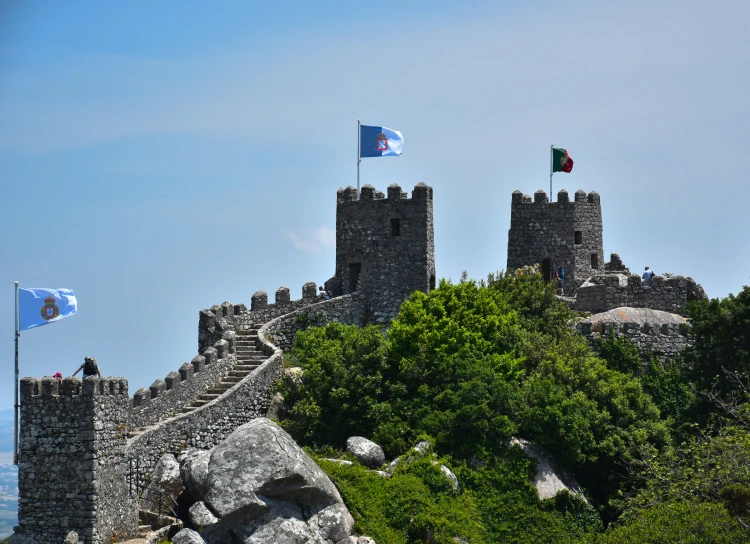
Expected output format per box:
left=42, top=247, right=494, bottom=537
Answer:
left=429, top=274, right=436, bottom=291
left=348, top=262, right=362, bottom=292
left=391, top=218, right=400, bottom=236
left=575, top=231, right=583, bottom=245
left=591, top=254, right=599, bottom=269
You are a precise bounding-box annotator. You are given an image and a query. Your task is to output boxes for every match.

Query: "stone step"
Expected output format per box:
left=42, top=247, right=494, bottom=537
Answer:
left=223, top=376, right=243, bottom=383
left=197, top=393, right=221, bottom=401
left=227, top=370, right=252, bottom=378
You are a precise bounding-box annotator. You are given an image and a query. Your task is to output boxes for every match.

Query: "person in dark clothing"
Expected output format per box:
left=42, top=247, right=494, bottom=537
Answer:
left=72, top=356, right=101, bottom=378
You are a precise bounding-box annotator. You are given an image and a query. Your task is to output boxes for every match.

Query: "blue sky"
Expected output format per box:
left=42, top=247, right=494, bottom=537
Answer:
left=1, top=0, right=748, bottom=409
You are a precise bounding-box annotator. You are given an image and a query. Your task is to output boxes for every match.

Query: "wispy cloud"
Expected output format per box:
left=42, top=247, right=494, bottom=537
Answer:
left=282, top=225, right=335, bottom=255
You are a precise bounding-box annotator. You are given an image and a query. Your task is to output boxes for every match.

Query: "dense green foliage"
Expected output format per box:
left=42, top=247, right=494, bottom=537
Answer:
left=584, top=501, right=747, bottom=544
left=276, top=274, right=750, bottom=543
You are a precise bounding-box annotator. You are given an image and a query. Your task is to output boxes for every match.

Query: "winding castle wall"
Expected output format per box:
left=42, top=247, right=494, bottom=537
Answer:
left=574, top=273, right=705, bottom=316
left=17, top=282, right=366, bottom=543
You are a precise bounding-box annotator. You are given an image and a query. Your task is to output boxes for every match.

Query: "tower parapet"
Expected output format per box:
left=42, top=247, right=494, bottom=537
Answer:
left=507, top=188, right=604, bottom=295
left=331, top=183, right=435, bottom=323
left=17, top=376, right=136, bottom=544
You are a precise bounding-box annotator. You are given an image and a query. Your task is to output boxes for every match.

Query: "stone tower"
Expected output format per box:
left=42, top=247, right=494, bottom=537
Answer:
left=330, top=182, right=435, bottom=323
left=17, top=376, right=136, bottom=543
left=507, top=189, right=604, bottom=294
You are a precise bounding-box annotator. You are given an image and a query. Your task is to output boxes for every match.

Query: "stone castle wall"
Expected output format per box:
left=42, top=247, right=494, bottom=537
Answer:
left=574, top=273, right=705, bottom=316
left=333, top=183, right=435, bottom=323
left=576, top=319, right=691, bottom=360
left=128, top=334, right=237, bottom=430
left=507, top=189, right=604, bottom=295
left=18, top=377, right=136, bottom=544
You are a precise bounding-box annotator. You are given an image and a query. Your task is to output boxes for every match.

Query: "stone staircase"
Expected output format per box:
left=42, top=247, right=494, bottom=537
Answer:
left=177, top=325, right=266, bottom=413
left=128, top=325, right=267, bottom=439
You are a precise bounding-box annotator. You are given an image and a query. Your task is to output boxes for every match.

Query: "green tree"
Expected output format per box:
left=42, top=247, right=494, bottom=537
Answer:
left=586, top=501, right=747, bottom=544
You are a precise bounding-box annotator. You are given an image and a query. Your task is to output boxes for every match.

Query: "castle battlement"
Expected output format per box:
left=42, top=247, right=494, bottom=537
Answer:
left=337, top=182, right=432, bottom=204
left=511, top=189, right=600, bottom=205
left=20, top=376, right=129, bottom=399
left=574, top=272, right=706, bottom=316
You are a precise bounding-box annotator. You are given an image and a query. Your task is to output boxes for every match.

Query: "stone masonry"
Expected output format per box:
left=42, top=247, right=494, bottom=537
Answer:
left=17, top=377, right=136, bottom=544
left=507, top=189, right=604, bottom=296
left=329, top=182, right=436, bottom=323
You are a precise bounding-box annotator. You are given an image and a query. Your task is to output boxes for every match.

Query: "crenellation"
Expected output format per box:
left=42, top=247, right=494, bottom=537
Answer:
left=587, top=191, right=600, bottom=203
left=251, top=290, right=268, bottom=310
left=149, top=379, right=166, bottom=399
left=214, top=338, right=229, bottom=359
left=575, top=189, right=587, bottom=202
left=557, top=189, right=569, bottom=203
left=388, top=183, right=403, bottom=200
left=534, top=190, right=548, bottom=203
left=133, top=388, right=150, bottom=407
left=203, top=346, right=218, bottom=366
left=191, top=354, right=205, bottom=373
left=275, top=286, right=291, bottom=304
left=165, top=371, right=181, bottom=390
left=179, top=362, right=194, bottom=381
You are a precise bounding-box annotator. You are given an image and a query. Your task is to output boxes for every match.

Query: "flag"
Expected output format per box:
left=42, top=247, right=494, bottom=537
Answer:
left=552, top=148, right=574, bottom=173
left=18, top=288, right=77, bottom=331
left=359, top=125, right=403, bottom=158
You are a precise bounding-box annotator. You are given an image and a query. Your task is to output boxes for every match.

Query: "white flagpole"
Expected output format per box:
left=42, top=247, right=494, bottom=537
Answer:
left=14, top=281, right=19, bottom=466
left=357, top=120, right=361, bottom=195
left=550, top=144, right=554, bottom=202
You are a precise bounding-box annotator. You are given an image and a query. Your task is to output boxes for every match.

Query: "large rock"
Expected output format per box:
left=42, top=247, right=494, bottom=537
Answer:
left=203, top=418, right=342, bottom=517
left=183, top=418, right=355, bottom=544
left=181, top=449, right=212, bottom=502
left=144, top=453, right=184, bottom=512
left=346, top=436, right=385, bottom=468
left=172, top=528, right=206, bottom=544
left=189, top=501, right=218, bottom=528
left=510, top=438, right=586, bottom=501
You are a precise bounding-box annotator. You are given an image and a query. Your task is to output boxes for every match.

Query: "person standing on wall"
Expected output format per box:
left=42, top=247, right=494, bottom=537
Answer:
left=72, top=356, right=101, bottom=378
left=642, top=266, right=655, bottom=286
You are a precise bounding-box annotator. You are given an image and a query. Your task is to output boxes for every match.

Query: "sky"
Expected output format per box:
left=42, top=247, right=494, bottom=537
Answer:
left=1, top=0, right=748, bottom=410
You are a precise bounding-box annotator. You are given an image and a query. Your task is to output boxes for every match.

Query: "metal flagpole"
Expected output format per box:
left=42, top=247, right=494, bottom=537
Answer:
left=357, top=120, right=361, bottom=195
left=14, top=281, right=19, bottom=466
left=549, top=144, right=554, bottom=203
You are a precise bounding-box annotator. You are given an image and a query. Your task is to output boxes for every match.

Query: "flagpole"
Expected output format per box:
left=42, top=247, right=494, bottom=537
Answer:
left=550, top=144, right=554, bottom=203
left=14, top=281, right=19, bottom=466
left=357, top=120, right=361, bottom=196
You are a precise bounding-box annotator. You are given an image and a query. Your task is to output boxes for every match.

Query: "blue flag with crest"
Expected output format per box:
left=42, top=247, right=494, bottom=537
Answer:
left=18, top=288, right=78, bottom=331
left=359, top=125, right=404, bottom=158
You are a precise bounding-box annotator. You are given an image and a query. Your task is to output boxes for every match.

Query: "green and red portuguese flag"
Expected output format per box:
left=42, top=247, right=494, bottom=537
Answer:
left=552, top=147, right=574, bottom=173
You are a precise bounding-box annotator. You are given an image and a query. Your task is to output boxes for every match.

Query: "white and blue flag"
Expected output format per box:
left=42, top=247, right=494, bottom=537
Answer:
left=359, top=125, right=403, bottom=158
left=18, top=287, right=77, bottom=331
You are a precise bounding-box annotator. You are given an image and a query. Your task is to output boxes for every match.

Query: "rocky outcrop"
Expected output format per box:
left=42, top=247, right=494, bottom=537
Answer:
left=178, top=418, right=360, bottom=543
left=144, top=453, right=184, bottom=513
left=346, top=436, right=385, bottom=468
left=510, top=438, right=586, bottom=501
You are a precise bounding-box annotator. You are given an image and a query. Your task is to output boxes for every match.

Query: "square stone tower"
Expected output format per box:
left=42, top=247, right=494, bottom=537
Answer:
left=331, top=182, right=435, bottom=323
left=507, top=189, right=604, bottom=294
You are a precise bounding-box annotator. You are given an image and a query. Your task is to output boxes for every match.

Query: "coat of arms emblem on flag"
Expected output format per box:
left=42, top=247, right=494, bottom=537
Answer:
left=40, top=295, right=60, bottom=320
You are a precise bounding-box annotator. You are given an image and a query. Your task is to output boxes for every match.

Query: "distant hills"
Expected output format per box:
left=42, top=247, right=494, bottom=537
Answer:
left=0, top=410, right=16, bottom=453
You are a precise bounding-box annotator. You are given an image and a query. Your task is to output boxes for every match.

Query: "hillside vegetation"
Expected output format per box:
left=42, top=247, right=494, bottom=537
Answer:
left=277, top=271, right=750, bottom=543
